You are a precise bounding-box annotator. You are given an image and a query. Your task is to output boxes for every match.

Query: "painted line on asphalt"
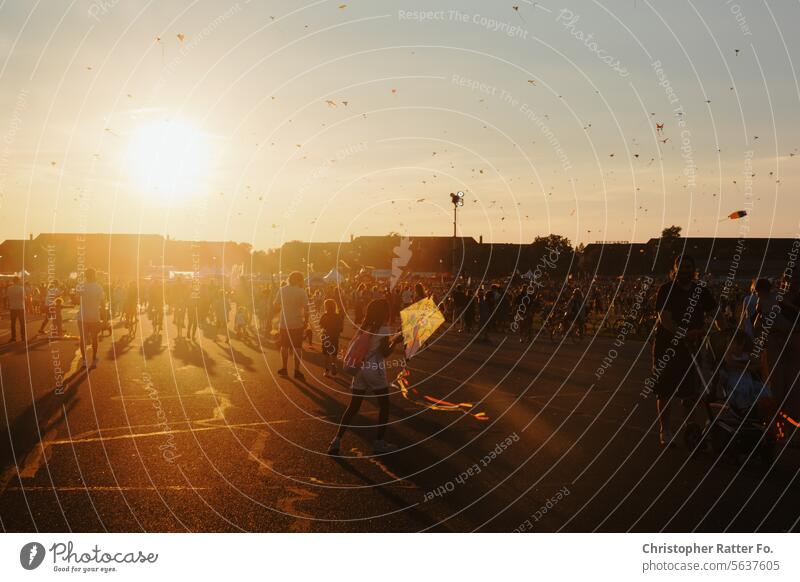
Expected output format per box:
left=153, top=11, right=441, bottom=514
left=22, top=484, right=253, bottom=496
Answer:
left=39, top=415, right=340, bottom=447
left=0, top=347, right=84, bottom=496
left=347, top=446, right=417, bottom=488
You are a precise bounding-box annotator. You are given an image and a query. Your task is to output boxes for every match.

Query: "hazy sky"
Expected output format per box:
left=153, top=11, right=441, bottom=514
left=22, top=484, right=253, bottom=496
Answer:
left=1, top=0, right=799, bottom=250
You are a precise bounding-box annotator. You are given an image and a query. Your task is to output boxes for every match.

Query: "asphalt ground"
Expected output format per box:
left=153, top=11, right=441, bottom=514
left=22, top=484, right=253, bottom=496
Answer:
left=1, top=308, right=798, bottom=532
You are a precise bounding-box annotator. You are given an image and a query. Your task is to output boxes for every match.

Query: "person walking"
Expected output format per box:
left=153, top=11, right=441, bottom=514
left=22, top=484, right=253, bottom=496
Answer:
left=273, top=271, right=309, bottom=380
left=186, top=281, right=200, bottom=341
left=319, top=298, right=344, bottom=377
left=76, top=268, right=106, bottom=369
left=37, top=280, right=61, bottom=336
left=328, top=299, right=403, bottom=455
left=755, top=275, right=800, bottom=421
left=652, top=255, right=717, bottom=446
left=6, top=276, right=26, bottom=342
left=172, top=277, right=188, bottom=340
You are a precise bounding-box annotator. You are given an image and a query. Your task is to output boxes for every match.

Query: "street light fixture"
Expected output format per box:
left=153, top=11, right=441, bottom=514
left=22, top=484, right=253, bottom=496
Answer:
left=450, top=191, right=465, bottom=276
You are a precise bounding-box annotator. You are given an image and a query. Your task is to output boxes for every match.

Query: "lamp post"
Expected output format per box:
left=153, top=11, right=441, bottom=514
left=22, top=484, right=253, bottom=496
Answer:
left=449, top=191, right=465, bottom=277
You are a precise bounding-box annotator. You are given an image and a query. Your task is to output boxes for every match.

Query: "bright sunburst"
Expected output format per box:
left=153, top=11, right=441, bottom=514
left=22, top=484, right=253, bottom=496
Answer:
left=127, top=119, right=211, bottom=202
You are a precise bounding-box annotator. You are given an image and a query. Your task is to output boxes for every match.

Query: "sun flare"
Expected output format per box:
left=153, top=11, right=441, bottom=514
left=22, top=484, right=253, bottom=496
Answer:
left=127, top=119, right=211, bottom=202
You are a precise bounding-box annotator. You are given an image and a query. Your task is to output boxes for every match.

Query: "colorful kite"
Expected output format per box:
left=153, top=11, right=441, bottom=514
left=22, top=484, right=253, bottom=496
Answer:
left=400, top=297, right=445, bottom=358
left=393, top=369, right=488, bottom=421
left=720, top=210, right=748, bottom=221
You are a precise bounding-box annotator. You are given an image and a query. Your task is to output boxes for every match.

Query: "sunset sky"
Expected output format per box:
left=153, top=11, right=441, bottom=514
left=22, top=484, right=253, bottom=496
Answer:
left=1, top=0, right=798, bottom=251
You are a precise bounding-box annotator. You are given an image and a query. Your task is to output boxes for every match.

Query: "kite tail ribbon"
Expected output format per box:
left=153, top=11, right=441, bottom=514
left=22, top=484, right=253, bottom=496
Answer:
left=393, top=368, right=488, bottom=422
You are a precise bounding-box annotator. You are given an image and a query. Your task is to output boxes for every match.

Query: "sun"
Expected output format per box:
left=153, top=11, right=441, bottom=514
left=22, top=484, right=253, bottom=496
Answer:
left=127, top=119, right=211, bottom=202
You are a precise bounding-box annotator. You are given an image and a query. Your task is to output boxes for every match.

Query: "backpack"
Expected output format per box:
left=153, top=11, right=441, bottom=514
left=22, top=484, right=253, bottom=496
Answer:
left=342, top=330, right=372, bottom=375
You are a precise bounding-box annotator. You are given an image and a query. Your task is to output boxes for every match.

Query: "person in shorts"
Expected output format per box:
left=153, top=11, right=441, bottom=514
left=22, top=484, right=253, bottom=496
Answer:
left=273, top=271, right=309, bottom=380
left=77, top=268, right=106, bottom=369
left=328, top=298, right=403, bottom=455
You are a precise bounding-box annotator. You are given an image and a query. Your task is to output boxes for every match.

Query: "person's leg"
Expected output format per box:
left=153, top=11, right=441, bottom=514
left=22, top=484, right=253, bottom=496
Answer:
left=78, top=324, right=88, bottom=364
left=9, top=309, right=19, bottom=339
left=291, top=329, right=303, bottom=373
left=375, top=389, right=390, bottom=441
left=279, top=330, right=289, bottom=371
left=91, top=327, right=99, bottom=362
left=38, top=309, right=50, bottom=333
left=293, top=343, right=302, bottom=369
left=335, top=392, right=365, bottom=438
left=331, top=340, right=339, bottom=374
left=280, top=346, right=289, bottom=367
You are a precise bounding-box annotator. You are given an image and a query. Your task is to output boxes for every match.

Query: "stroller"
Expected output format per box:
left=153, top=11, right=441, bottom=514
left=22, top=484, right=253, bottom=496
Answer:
left=683, top=332, right=777, bottom=466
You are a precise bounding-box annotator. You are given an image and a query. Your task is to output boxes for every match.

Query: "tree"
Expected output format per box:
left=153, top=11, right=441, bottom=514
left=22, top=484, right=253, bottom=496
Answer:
left=661, top=225, right=682, bottom=239
left=533, top=234, right=572, bottom=256
left=531, top=234, right=573, bottom=274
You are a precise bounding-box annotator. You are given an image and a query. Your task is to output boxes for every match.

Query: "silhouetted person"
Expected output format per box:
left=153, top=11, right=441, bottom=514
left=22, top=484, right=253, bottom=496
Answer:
left=77, top=268, right=106, bottom=368
left=6, top=276, right=26, bottom=342
left=273, top=271, right=309, bottom=380
left=652, top=255, right=716, bottom=446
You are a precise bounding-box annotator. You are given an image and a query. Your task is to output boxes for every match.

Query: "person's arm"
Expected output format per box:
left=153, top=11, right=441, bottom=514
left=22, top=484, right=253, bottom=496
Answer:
left=381, top=332, right=403, bottom=358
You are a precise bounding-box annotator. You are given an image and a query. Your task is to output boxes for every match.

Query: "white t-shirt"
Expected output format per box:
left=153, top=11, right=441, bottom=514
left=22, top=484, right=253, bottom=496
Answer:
left=6, top=284, right=25, bottom=310
left=353, top=325, right=392, bottom=392
left=78, top=281, right=105, bottom=323
left=276, top=285, right=308, bottom=330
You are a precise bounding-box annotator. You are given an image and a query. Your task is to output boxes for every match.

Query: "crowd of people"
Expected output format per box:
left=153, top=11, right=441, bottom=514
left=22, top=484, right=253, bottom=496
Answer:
left=2, top=258, right=799, bottom=452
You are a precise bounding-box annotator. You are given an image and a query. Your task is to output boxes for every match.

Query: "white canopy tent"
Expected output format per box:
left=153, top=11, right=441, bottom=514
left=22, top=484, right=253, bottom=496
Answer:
left=323, top=268, right=344, bottom=284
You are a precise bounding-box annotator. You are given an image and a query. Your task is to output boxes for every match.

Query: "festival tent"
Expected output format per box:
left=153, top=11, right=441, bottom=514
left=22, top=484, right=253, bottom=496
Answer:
left=199, top=266, right=224, bottom=277
left=308, top=272, right=326, bottom=287
left=0, top=270, right=30, bottom=279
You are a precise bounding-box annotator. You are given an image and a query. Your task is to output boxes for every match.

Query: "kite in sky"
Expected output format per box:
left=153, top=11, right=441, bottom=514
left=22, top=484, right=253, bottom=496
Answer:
left=720, top=210, right=748, bottom=221
left=400, top=297, right=445, bottom=359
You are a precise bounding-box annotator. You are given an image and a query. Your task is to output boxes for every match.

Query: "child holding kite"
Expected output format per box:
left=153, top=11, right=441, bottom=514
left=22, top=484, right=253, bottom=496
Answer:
left=328, top=299, right=403, bottom=455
